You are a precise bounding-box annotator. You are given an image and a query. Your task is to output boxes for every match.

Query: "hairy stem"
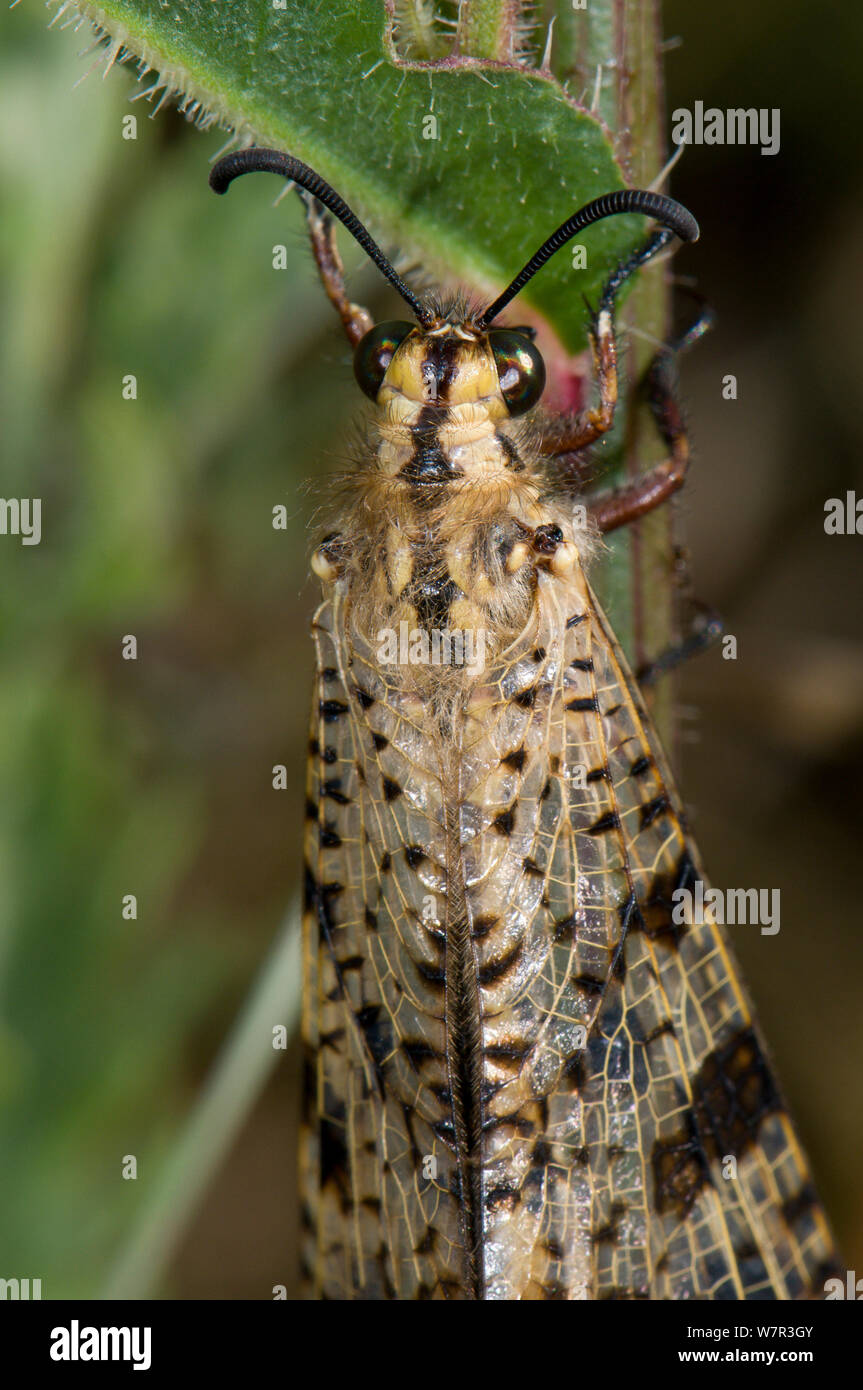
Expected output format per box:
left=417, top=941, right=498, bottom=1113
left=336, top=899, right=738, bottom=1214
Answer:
left=553, top=0, right=679, bottom=753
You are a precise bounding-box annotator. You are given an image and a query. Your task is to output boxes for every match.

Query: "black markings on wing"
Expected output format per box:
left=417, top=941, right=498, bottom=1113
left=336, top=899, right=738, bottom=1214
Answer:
left=454, top=564, right=836, bottom=1299
left=303, top=557, right=837, bottom=1300
left=302, top=596, right=468, bottom=1300
left=563, top=582, right=838, bottom=1300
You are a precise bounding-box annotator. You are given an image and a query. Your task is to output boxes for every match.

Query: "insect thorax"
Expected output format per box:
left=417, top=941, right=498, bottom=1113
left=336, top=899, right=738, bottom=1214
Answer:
left=315, top=322, right=595, bottom=689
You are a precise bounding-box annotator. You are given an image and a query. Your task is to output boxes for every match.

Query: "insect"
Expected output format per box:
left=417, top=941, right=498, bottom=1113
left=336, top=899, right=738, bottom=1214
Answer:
left=211, top=148, right=838, bottom=1299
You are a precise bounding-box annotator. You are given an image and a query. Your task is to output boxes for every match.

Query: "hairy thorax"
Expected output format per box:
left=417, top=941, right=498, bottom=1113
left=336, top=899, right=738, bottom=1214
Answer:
left=322, top=395, right=592, bottom=695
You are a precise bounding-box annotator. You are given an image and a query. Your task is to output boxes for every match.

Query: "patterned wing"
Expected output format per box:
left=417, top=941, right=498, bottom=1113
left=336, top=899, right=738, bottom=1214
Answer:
left=459, top=559, right=838, bottom=1299
left=301, top=557, right=838, bottom=1299
left=583, top=581, right=838, bottom=1299
left=301, top=590, right=476, bottom=1299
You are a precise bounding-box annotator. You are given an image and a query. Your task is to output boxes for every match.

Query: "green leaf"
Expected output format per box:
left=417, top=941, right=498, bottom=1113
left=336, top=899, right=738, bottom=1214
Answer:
left=67, top=0, right=650, bottom=355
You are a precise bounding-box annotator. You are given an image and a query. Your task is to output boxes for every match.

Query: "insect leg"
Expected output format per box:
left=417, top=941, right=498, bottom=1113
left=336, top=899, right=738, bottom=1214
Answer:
left=540, top=227, right=678, bottom=460
left=539, top=306, right=620, bottom=458
left=636, top=599, right=723, bottom=686
left=301, top=194, right=374, bottom=346
left=587, top=306, right=712, bottom=533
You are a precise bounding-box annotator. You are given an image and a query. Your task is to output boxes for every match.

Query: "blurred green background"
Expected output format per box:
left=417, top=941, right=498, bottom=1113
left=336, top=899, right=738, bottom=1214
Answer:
left=1, top=1, right=861, bottom=1297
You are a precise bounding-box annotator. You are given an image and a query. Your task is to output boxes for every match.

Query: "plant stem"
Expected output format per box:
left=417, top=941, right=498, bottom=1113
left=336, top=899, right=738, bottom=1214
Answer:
left=553, top=0, right=679, bottom=752
left=455, top=0, right=522, bottom=60
left=102, top=903, right=301, bottom=1299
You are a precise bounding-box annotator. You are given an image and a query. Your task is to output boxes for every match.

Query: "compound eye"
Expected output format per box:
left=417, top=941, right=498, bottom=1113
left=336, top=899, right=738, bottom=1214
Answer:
left=488, top=329, right=546, bottom=416
left=353, top=321, right=414, bottom=400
